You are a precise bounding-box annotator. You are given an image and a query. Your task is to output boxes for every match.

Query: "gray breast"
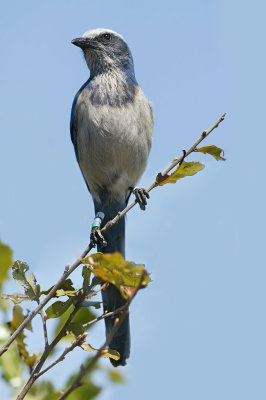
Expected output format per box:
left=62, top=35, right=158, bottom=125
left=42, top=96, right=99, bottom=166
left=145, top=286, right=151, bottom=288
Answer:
left=73, top=76, right=153, bottom=202
left=88, top=72, right=137, bottom=107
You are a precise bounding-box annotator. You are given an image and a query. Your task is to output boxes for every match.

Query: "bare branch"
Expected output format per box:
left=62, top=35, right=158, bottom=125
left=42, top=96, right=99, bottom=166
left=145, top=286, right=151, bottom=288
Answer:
left=82, top=304, right=126, bottom=329
left=35, top=334, right=86, bottom=379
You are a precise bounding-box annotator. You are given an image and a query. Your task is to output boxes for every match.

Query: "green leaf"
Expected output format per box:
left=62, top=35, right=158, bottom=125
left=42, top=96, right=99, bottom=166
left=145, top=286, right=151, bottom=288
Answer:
left=45, top=298, right=74, bottom=319
left=82, top=266, right=91, bottom=292
left=195, top=144, right=226, bottom=161
left=53, top=307, right=96, bottom=341
left=0, top=326, right=24, bottom=388
left=12, top=261, right=40, bottom=300
left=67, top=384, right=101, bottom=400
left=0, top=240, right=13, bottom=290
left=7, top=305, right=37, bottom=370
left=83, top=252, right=151, bottom=297
left=71, top=308, right=96, bottom=325
left=81, top=343, right=120, bottom=361
left=27, top=381, right=58, bottom=400
left=90, top=276, right=102, bottom=287
left=66, top=322, right=85, bottom=338
left=64, top=382, right=101, bottom=400
left=12, top=261, right=29, bottom=288
left=158, top=161, right=205, bottom=186
left=27, top=272, right=41, bottom=299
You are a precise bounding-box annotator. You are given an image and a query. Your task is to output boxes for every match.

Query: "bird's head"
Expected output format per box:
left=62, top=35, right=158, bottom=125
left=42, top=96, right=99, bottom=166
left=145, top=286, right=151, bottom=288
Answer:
left=72, top=28, right=135, bottom=77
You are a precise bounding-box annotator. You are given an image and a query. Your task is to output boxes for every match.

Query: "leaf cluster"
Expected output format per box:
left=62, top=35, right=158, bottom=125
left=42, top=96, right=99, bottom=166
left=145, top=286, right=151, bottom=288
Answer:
left=0, top=242, right=149, bottom=399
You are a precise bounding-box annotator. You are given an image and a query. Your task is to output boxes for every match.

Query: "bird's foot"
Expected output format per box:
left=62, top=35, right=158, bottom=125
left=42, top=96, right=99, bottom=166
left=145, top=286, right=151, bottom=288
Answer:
left=133, top=188, right=150, bottom=210
left=90, top=227, right=107, bottom=249
left=90, top=212, right=107, bottom=248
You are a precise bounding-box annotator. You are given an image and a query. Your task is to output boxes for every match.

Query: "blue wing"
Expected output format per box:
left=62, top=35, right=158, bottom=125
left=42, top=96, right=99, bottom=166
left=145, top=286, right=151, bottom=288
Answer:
left=70, top=93, right=80, bottom=163
left=70, top=80, right=92, bottom=193
left=70, top=79, right=90, bottom=163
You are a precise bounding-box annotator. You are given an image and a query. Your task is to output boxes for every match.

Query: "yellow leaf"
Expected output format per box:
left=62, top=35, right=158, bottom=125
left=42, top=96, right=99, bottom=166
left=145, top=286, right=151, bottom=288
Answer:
left=55, top=289, right=79, bottom=297
left=0, top=240, right=13, bottom=290
left=8, top=306, right=37, bottom=370
left=108, top=369, right=125, bottom=383
left=158, top=161, right=205, bottom=186
left=82, top=252, right=151, bottom=297
left=81, top=343, right=120, bottom=361
left=195, top=145, right=225, bottom=161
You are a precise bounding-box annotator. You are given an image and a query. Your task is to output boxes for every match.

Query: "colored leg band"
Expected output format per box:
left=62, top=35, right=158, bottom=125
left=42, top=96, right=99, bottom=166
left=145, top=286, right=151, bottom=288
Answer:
left=91, top=212, right=105, bottom=229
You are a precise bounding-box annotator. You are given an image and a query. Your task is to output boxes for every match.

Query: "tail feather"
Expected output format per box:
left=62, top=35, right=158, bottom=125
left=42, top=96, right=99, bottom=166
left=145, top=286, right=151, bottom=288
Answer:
left=101, top=284, right=130, bottom=365
left=94, top=198, right=130, bottom=366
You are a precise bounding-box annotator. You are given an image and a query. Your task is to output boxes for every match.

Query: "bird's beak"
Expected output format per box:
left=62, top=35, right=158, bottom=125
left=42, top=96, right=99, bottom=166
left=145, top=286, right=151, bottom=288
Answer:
left=71, top=38, right=98, bottom=49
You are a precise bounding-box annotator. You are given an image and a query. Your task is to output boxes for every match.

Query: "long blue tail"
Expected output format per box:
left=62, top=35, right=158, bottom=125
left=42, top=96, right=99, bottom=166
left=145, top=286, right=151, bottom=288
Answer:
left=94, top=198, right=130, bottom=367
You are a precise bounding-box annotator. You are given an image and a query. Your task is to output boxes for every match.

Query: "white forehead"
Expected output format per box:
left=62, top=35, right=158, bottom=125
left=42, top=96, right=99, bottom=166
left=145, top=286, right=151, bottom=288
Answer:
left=82, top=28, right=125, bottom=41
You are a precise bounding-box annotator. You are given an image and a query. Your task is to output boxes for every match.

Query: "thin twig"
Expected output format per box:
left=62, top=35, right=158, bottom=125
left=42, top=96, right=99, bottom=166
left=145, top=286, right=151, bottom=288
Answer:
left=82, top=304, right=126, bottom=329
left=35, top=334, right=86, bottom=379
left=37, top=300, right=49, bottom=349
left=58, top=273, right=146, bottom=400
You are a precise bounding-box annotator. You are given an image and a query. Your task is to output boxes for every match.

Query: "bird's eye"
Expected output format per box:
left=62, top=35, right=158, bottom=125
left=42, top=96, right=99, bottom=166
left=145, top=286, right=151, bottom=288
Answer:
left=103, top=33, right=111, bottom=40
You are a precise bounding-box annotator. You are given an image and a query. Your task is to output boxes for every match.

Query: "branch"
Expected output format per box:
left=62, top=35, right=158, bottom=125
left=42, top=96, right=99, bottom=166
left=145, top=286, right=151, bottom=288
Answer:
left=35, top=334, right=86, bottom=379
left=102, top=113, right=226, bottom=232
left=58, top=273, right=146, bottom=400
left=0, top=113, right=225, bottom=360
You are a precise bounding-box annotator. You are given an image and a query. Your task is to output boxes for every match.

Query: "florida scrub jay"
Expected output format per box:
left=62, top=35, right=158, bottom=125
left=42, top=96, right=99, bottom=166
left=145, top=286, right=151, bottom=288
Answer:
left=70, top=28, right=153, bottom=366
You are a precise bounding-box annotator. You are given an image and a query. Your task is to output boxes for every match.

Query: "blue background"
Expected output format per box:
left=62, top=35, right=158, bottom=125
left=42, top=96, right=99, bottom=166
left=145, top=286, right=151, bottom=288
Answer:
left=1, top=0, right=265, bottom=399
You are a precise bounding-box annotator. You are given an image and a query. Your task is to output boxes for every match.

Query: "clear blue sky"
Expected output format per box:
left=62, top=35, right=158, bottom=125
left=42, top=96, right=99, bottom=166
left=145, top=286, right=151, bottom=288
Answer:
left=1, top=0, right=265, bottom=399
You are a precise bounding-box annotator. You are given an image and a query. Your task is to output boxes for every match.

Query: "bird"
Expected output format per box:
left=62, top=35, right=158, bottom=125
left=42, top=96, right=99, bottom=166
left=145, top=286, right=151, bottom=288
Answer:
left=70, top=28, right=153, bottom=366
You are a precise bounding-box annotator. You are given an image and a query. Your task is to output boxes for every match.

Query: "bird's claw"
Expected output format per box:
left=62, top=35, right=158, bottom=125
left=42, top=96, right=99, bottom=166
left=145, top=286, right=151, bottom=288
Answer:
left=133, top=188, right=150, bottom=210
left=90, top=227, right=107, bottom=248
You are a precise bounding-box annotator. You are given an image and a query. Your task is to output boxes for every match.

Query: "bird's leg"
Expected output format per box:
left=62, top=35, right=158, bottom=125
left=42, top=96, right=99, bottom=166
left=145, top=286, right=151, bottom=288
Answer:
left=90, top=211, right=107, bottom=248
left=133, top=187, right=150, bottom=211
